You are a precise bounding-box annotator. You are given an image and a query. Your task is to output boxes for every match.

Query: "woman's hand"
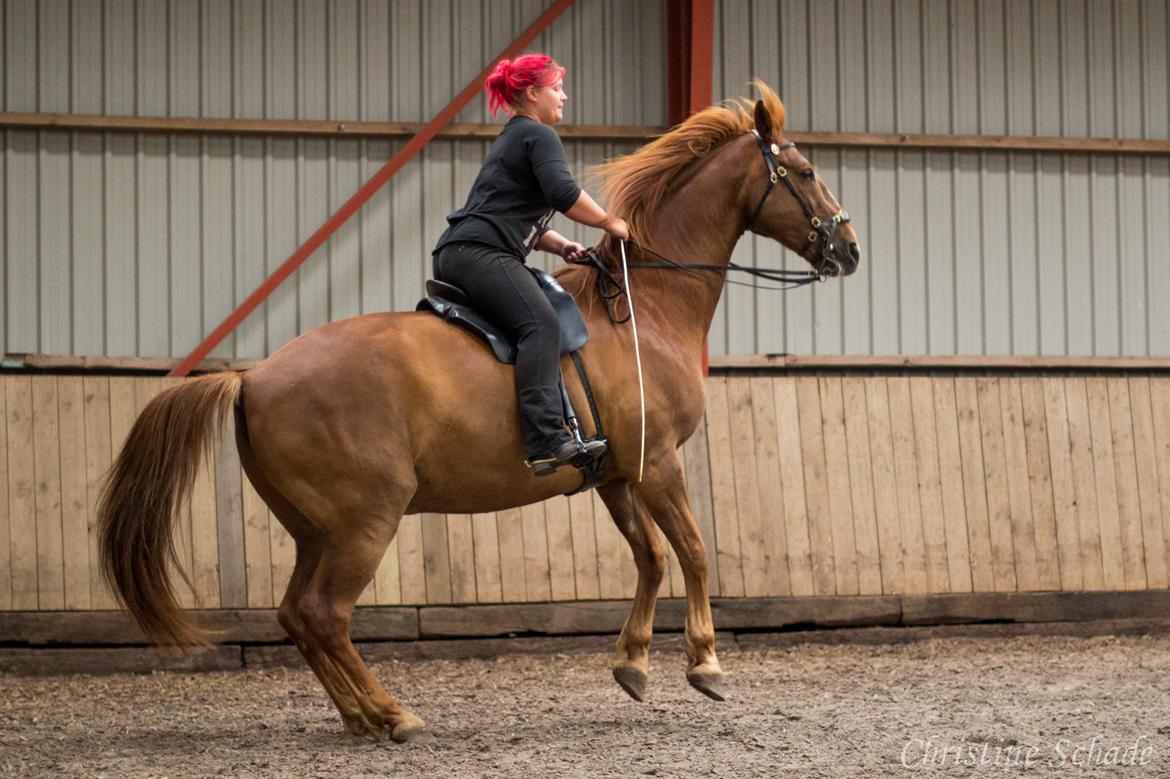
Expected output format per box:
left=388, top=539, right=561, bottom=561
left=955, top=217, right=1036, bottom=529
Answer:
left=603, top=216, right=630, bottom=241
left=560, top=240, right=588, bottom=263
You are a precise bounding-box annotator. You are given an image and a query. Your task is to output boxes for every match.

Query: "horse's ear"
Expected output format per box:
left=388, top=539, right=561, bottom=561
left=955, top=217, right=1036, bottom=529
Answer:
left=753, top=99, right=773, bottom=139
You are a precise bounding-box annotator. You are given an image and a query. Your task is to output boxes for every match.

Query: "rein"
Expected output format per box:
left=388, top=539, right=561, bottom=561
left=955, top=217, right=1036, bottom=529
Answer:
left=576, top=240, right=822, bottom=325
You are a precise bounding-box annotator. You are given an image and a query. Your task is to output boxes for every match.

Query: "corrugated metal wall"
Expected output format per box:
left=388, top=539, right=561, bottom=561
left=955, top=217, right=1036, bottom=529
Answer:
left=0, top=0, right=661, bottom=358
left=2, top=0, right=1168, bottom=359
left=711, top=0, right=1170, bottom=356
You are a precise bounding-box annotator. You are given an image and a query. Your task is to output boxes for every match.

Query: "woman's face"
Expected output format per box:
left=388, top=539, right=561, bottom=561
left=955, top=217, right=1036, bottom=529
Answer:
left=523, top=78, right=566, bottom=124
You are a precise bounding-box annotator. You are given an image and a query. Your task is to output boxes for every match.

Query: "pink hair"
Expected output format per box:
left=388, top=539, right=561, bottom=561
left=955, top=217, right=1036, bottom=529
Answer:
left=484, top=53, right=565, bottom=116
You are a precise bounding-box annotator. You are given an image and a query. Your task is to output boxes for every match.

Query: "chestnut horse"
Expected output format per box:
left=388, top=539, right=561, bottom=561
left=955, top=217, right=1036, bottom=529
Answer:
left=98, top=83, right=859, bottom=743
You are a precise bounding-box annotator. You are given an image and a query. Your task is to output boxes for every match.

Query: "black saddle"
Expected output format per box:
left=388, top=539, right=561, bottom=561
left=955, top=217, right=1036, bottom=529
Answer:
left=416, top=267, right=589, bottom=364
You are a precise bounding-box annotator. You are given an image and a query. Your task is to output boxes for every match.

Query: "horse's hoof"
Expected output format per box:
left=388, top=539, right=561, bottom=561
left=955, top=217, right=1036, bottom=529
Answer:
left=613, top=664, right=647, bottom=702
left=686, top=671, right=727, bottom=702
left=390, top=716, right=430, bottom=744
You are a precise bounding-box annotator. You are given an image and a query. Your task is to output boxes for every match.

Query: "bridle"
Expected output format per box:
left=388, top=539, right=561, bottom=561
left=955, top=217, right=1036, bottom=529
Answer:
left=747, top=129, right=851, bottom=278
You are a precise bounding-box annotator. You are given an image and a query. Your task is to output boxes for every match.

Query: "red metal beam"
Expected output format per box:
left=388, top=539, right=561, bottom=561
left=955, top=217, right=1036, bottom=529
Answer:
left=171, top=0, right=578, bottom=377
left=669, top=0, right=714, bottom=375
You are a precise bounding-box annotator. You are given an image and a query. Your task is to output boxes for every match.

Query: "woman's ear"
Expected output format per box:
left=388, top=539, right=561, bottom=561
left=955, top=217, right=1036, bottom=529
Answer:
left=753, top=99, right=773, bottom=139
left=524, top=85, right=539, bottom=104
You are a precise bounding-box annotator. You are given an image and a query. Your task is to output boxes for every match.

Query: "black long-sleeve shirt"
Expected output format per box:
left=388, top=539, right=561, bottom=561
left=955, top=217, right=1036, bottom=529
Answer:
left=433, top=114, right=582, bottom=260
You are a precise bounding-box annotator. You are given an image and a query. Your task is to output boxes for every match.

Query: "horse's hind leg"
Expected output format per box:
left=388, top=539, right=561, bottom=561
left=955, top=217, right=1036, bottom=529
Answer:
left=597, top=480, right=666, bottom=702
left=237, top=428, right=391, bottom=736
left=632, top=453, right=725, bottom=701
left=297, top=520, right=426, bottom=742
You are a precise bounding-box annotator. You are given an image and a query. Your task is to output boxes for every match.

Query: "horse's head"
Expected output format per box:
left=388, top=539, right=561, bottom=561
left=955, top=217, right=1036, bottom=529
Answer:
left=741, top=90, right=860, bottom=278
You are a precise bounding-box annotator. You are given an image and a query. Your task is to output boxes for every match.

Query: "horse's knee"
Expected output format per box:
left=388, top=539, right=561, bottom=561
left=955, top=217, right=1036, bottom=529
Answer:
left=645, top=545, right=666, bottom=588
left=298, top=594, right=351, bottom=647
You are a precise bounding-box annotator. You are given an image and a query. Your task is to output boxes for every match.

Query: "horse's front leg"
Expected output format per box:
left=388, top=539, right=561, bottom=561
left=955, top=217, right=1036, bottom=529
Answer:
left=632, top=453, right=725, bottom=701
left=597, top=480, right=665, bottom=702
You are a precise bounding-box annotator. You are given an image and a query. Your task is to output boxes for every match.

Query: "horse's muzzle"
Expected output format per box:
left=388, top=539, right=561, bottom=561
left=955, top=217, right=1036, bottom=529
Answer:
left=818, top=241, right=860, bottom=278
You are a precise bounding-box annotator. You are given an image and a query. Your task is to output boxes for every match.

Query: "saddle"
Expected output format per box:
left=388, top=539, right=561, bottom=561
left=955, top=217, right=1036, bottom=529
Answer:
left=417, top=267, right=607, bottom=494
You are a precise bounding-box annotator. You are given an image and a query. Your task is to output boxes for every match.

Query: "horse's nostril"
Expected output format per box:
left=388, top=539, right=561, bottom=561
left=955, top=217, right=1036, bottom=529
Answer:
left=848, top=242, right=860, bottom=262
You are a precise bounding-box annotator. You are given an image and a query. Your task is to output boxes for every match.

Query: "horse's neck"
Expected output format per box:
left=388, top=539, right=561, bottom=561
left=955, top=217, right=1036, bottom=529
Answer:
left=630, top=149, right=746, bottom=350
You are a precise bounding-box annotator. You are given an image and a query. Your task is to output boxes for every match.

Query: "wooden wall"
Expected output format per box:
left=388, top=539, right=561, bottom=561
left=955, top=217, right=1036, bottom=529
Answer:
left=3, top=370, right=1170, bottom=612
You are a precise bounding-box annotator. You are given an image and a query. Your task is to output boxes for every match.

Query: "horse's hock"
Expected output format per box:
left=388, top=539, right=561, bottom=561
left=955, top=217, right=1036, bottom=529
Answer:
left=4, top=358, right=1170, bottom=666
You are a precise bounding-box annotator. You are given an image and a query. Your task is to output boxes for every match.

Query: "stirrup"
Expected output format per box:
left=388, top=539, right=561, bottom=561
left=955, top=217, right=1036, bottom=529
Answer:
left=526, top=438, right=607, bottom=477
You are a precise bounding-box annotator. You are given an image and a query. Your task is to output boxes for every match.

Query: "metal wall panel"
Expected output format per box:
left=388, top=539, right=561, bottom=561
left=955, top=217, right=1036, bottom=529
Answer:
left=2, top=0, right=1168, bottom=359
left=1, top=0, right=659, bottom=358
left=706, top=0, right=1170, bottom=356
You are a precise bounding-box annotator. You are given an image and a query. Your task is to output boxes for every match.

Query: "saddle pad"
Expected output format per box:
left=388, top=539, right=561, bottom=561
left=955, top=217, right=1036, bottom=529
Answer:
left=416, top=266, right=589, bottom=365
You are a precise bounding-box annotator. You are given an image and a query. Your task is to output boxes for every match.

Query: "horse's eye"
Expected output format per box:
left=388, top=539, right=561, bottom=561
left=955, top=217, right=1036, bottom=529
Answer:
left=801, top=170, right=815, bottom=181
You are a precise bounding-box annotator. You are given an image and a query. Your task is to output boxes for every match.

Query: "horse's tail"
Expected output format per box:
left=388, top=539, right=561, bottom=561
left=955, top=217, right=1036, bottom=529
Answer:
left=98, top=372, right=243, bottom=648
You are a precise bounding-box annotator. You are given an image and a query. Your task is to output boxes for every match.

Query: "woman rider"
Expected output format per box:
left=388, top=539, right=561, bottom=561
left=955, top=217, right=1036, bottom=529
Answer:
left=432, top=54, right=629, bottom=476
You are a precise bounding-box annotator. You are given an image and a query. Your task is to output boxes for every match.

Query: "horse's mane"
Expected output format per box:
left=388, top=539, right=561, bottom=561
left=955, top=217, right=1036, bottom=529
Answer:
left=593, top=81, right=787, bottom=241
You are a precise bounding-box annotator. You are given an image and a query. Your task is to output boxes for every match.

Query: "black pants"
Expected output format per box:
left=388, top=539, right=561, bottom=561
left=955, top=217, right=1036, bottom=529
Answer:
left=433, top=241, right=566, bottom=457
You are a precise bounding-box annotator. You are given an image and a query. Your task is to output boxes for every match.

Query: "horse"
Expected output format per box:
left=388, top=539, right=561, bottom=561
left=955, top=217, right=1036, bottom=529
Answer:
left=98, top=82, right=860, bottom=743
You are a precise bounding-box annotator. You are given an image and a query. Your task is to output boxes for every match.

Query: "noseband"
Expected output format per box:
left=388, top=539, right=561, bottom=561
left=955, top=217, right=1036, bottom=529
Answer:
left=746, top=130, right=851, bottom=276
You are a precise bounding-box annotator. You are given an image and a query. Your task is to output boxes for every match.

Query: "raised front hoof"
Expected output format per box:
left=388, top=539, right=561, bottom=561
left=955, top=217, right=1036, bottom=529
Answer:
left=686, top=671, right=727, bottom=702
left=612, top=664, right=648, bottom=702
left=390, top=714, right=431, bottom=744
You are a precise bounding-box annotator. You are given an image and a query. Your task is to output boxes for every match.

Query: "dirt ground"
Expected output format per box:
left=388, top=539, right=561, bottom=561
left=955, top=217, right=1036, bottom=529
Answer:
left=3, top=629, right=1170, bottom=778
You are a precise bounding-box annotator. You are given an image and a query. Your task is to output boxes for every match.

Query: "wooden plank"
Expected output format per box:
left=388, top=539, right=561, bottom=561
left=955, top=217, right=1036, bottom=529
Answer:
left=726, top=377, right=769, bottom=596
left=974, top=378, right=1018, bottom=592
left=395, top=514, right=427, bottom=605
left=1129, top=377, right=1168, bottom=588
left=953, top=378, right=995, bottom=592
left=5, top=111, right=1169, bottom=153
left=704, top=376, right=745, bottom=596
left=887, top=376, right=929, bottom=594
left=240, top=465, right=274, bottom=608
left=0, top=379, right=8, bottom=610
left=1018, top=378, right=1063, bottom=590
left=795, top=377, right=836, bottom=596
left=495, top=507, right=527, bottom=602
left=710, top=354, right=1170, bottom=370
left=374, top=536, right=402, bottom=606
left=1106, top=377, right=1150, bottom=590
left=749, top=377, right=790, bottom=596
left=519, top=502, right=552, bottom=602
left=30, top=376, right=65, bottom=610
left=446, top=514, right=477, bottom=604
left=1064, top=378, right=1106, bottom=590
left=213, top=416, right=247, bottom=608
left=818, top=377, right=859, bottom=596
left=267, top=509, right=296, bottom=606
left=681, top=410, right=720, bottom=596
left=5, top=378, right=39, bottom=610
left=999, top=380, right=1040, bottom=592
left=1084, top=377, right=1127, bottom=590
left=865, top=377, right=905, bottom=594
left=56, top=378, right=90, bottom=609
left=420, top=512, right=453, bottom=604
left=932, top=378, right=973, bottom=592
left=908, top=377, right=950, bottom=593
left=1042, top=377, right=1084, bottom=590
left=543, top=498, right=576, bottom=601
left=841, top=377, right=883, bottom=595
left=469, top=513, right=502, bottom=603
left=566, top=492, right=601, bottom=600
left=773, top=377, right=814, bottom=596
left=82, top=377, right=115, bottom=609
left=1150, top=379, right=1170, bottom=588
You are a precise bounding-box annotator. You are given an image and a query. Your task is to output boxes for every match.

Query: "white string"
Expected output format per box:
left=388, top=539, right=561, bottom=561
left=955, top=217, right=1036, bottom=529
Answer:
left=620, top=239, right=646, bottom=482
